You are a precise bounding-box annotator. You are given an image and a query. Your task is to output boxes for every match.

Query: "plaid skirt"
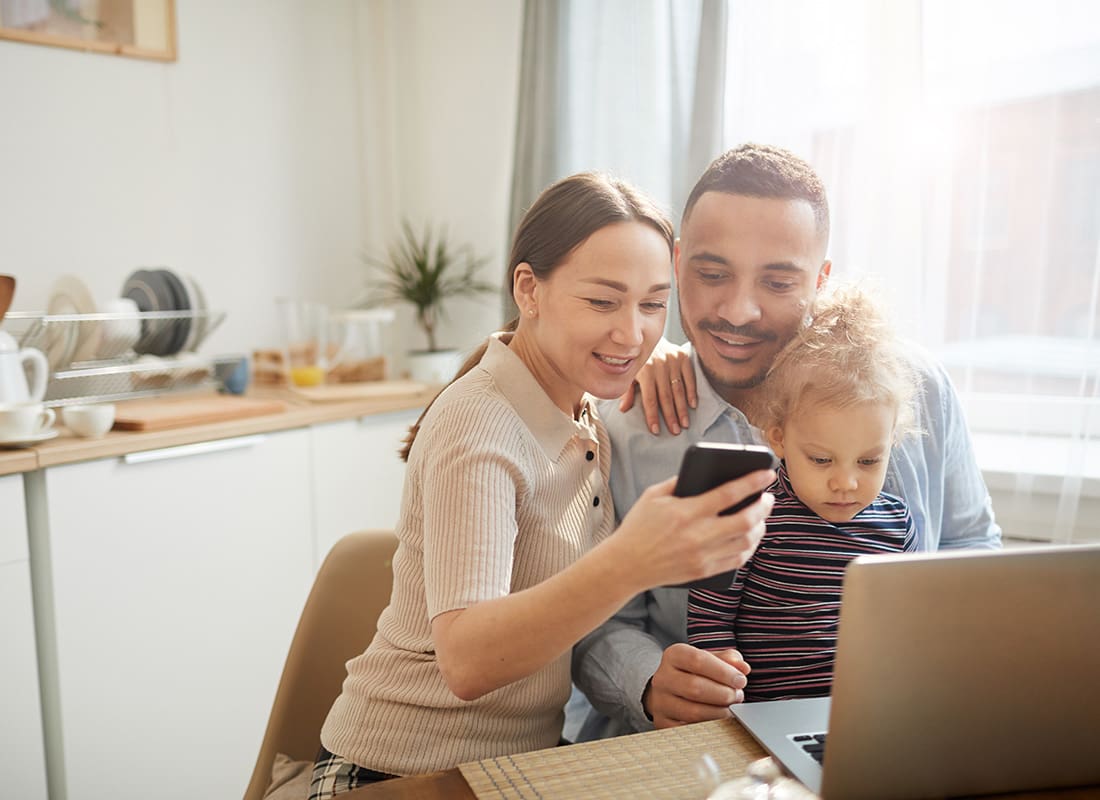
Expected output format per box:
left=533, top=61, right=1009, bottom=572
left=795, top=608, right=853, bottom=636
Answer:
left=308, top=746, right=396, bottom=799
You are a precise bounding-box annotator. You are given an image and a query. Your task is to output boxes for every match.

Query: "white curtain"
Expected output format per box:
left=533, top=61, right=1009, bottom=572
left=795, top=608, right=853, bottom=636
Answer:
left=719, top=0, right=1100, bottom=542
left=508, top=0, right=728, bottom=340
left=516, top=0, right=1100, bottom=542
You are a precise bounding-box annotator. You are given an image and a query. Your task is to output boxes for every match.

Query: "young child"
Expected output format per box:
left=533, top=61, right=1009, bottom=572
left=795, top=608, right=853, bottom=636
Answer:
left=687, top=283, right=920, bottom=702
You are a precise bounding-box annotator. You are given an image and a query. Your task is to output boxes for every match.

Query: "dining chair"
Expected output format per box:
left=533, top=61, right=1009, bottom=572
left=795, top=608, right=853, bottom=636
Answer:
left=243, top=529, right=398, bottom=800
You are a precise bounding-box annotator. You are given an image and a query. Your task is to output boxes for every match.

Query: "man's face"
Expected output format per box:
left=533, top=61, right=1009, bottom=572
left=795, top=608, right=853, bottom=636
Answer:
left=675, top=192, right=830, bottom=407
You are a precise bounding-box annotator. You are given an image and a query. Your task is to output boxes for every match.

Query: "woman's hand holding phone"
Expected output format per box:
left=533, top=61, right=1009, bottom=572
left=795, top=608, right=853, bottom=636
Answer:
left=612, top=465, right=775, bottom=593
left=671, top=442, right=779, bottom=589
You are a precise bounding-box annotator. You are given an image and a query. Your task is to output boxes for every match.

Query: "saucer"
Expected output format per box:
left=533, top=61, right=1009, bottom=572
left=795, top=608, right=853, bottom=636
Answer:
left=0, top=429, right=60, bottom=449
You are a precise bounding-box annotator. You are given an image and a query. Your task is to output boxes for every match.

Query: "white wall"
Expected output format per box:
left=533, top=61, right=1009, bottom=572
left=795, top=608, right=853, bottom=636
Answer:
left=355, top=0, right=523, bottom=364
left=0, top=0, right=523, bottom=362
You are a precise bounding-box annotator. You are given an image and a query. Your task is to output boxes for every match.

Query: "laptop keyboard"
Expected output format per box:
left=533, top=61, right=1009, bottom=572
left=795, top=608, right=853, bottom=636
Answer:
left=791, top=732, right=827, bottom=764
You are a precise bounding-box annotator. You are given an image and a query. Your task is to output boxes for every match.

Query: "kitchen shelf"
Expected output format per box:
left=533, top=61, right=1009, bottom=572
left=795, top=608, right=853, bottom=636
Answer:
left=2, top=310, right=228, bottom=406
left=43, top=356, right=220, bottom=406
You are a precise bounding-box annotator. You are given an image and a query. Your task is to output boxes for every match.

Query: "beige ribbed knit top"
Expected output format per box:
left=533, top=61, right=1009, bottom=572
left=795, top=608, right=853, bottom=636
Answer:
left=320, top=333, right=614, bottom=775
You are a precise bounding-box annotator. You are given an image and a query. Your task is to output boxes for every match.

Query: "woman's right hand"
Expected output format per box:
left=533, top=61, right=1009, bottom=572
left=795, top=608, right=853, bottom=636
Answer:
left=613, top=470, right=774, bottom=591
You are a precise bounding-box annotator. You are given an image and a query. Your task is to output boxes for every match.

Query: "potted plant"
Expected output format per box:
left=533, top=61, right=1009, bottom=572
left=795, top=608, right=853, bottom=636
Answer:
left=362, top=220, right=497, bottom=384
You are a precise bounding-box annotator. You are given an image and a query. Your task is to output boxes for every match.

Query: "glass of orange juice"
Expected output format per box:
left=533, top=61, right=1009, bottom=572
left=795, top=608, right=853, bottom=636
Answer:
left=277, top=298, right=328, bottom=387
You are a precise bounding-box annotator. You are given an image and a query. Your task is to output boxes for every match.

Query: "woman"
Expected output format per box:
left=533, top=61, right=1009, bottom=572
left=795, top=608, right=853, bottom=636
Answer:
left=310, top=173, right=775, bottom=797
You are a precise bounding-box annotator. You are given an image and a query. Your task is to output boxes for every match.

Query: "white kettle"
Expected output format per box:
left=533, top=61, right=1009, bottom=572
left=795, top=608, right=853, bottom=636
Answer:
left=0, top=330, right=48, bottom=403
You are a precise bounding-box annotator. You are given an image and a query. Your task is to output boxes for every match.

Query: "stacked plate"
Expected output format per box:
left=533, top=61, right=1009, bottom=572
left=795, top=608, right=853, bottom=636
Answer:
left=45, top=275, right=99, bottom=370
left=122, top=268, right=208, bottom=357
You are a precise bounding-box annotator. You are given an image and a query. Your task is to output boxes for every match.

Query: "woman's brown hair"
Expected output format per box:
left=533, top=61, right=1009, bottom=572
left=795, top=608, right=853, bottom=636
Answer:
left=399, top=171, right=674, bottom=461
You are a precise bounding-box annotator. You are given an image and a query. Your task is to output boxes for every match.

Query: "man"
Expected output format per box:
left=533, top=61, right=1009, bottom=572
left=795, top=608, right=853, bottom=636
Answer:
left=571, top=143, right=1001, bottom=739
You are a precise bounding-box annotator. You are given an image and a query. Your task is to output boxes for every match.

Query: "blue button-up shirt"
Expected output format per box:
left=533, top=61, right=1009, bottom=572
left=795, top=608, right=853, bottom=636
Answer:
left=571, top=343, right=1001, bottom=739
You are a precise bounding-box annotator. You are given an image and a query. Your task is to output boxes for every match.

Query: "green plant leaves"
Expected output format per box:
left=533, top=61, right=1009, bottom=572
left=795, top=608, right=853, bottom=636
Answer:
left=362, top=220, right=496, bottom=352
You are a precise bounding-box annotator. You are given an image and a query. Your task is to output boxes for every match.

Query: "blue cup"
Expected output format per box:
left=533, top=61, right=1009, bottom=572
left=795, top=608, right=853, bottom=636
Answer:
left=214, top=355, right=250, bottom=395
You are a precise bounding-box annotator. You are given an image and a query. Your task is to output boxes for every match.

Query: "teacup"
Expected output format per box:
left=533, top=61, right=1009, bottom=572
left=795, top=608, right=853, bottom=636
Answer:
left=0, top=403, right=56, bottom=441
left=61, top=403, right=116, bottom=439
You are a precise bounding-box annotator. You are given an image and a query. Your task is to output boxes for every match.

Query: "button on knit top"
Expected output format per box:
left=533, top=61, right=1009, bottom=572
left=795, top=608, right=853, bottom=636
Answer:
left=321, top=333, right=614, bottom=775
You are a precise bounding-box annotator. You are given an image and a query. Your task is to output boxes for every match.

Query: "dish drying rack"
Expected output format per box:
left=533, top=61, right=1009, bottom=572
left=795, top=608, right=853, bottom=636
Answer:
left=3, top=310, right=229, bottom=406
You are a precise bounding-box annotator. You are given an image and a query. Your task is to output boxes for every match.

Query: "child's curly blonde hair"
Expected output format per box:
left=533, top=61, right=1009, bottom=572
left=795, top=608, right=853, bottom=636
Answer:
left=752, top=283, right=920, bottom=441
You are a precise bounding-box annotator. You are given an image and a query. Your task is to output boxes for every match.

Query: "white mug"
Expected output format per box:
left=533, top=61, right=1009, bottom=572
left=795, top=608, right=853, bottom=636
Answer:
left=0, top=403, right=56, bottom=441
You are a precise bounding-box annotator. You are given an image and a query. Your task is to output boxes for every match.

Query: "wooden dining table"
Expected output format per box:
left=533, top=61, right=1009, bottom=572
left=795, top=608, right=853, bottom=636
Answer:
left=337, top=717, right=1100, bottom=800
left=341, top=717, right=773, bottom=800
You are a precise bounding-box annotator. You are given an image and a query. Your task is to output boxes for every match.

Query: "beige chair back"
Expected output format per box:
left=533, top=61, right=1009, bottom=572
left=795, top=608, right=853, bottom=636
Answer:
left=243, top=530, right=398, bottom=800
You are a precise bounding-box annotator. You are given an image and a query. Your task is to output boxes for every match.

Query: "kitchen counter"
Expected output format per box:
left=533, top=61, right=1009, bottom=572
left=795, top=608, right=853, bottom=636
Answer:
left=6, top=384, right=439, bottom=471
left=10, top=382, right=439, bottom=800
left=0, top=448, right=36, bottom=476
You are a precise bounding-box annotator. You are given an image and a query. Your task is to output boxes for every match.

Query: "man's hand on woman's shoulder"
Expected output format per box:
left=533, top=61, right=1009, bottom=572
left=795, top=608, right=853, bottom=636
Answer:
left=619, top=339, right=697, bottom=435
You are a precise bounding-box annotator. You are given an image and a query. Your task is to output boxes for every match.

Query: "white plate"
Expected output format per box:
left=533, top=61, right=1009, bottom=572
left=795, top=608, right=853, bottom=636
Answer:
left=0, top=429, right=59, bottom=448
left=47, top=275, right=100, bottom=367
left=180, top=272, right=208, bottom=351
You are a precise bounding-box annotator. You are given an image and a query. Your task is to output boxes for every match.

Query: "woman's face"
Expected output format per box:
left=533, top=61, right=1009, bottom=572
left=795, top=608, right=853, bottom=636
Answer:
left=518, top=221, right=671, bottom=414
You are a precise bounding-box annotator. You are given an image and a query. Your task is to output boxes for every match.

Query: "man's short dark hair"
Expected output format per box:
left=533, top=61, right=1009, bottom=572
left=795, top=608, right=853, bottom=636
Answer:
left=683, top=143, right=830, bottom=244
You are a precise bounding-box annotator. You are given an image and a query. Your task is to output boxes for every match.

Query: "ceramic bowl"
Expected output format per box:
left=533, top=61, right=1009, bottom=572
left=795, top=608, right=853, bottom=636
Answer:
left=61, top=403, right=116, bottom=438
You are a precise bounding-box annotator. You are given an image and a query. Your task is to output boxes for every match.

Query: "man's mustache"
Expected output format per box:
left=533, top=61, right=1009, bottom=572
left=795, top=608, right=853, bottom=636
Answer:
left=697, top=319, right=778, bottom=342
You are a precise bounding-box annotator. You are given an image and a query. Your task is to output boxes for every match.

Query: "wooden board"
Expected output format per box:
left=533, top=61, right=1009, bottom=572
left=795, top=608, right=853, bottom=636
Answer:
left=289, top=379, right=430, bottom=403
left=113, top=394, right=288, bottom=432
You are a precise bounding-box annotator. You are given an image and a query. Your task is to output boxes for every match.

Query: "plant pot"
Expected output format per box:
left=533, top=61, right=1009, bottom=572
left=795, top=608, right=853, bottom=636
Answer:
left=407, top=349, right=462, bottom=385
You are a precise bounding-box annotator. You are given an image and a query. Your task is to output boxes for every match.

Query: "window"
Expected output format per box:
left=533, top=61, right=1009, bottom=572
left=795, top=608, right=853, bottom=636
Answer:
left=550, top=0, right=1100, bottom=540
left=721, top=0, right=1100, bottom=540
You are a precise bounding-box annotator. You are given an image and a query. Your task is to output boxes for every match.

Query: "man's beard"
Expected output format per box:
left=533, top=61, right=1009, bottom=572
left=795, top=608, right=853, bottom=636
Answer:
left=679, top=299, right=777, bottom=403
left=699, top=357, right=769, bottom=396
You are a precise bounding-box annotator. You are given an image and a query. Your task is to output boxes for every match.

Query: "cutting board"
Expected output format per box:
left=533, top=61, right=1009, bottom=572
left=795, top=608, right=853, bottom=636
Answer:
left=289, top=379, right=430, bottom=403
left=113, top=394, right=288, bottom=432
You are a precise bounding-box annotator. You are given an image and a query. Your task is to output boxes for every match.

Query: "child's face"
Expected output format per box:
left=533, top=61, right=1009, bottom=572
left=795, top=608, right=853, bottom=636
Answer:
left=767, top=399, right=896, bottom=523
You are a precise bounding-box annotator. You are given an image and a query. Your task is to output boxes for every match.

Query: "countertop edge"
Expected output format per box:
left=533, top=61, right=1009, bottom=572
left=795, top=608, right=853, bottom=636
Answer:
left=15, top=387, right=437, bottom=471
left=0, top=449, right=38, bottom=476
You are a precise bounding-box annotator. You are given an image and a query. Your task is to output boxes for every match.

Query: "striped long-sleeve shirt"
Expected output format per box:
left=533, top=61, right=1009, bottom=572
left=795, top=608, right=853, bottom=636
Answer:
left=687, top=462, right=916, bottom=701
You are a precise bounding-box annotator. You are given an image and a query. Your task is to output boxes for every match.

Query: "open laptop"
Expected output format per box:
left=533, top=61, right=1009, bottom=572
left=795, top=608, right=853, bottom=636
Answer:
left=730, top=544, right=1100, bottom=799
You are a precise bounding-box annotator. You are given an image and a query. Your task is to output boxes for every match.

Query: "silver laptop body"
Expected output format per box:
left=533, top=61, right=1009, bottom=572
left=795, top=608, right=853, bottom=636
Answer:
left=731, top=544, right=1100, bottom=799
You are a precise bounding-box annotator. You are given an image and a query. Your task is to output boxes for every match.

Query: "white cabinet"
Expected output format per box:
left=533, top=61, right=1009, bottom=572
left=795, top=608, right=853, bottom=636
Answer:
left=41, top=430, right=314, bottom=800
left=0, top=473, right=48, bottom=800
left=309, top=409, right=420, bottom=563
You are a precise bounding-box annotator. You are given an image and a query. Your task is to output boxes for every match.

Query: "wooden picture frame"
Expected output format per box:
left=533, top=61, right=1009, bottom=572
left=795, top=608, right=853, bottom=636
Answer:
left=0, top=0, right=176, bottom=62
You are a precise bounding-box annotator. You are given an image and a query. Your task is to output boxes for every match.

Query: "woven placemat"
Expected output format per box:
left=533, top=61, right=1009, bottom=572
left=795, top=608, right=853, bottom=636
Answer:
left=459, top=718, right=809, bottom=800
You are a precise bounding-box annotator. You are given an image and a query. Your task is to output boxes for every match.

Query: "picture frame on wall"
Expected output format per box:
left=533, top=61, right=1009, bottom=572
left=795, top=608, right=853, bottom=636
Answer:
left=0, top=0, right=176, bottom=61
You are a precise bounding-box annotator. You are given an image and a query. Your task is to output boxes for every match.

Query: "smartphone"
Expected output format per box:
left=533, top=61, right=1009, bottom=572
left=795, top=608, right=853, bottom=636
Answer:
left=670, top=442, right=778, bottom=591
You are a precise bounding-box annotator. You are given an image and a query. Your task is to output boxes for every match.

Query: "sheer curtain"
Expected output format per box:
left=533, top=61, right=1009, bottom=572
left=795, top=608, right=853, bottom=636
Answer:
left=718, top=0, right=1100, bottom=542
left=512, top=0, right=1100, bottom=542
left=507, top=0, right=728, bottom=340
